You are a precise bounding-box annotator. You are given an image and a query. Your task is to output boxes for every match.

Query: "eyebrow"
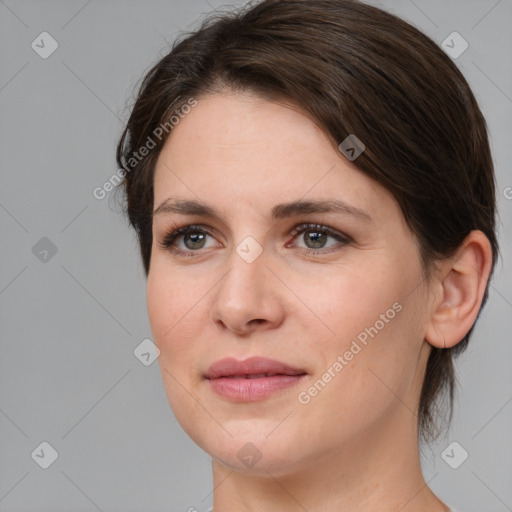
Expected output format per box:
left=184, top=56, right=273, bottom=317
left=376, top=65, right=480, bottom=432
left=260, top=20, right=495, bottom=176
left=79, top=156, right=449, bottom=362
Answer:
left=153, top=198, right=372, bottom=222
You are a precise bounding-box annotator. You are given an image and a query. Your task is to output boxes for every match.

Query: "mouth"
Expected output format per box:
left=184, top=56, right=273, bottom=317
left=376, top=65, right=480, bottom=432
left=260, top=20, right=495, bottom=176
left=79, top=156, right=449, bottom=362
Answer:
left=205, top=356, right=307, bottom=402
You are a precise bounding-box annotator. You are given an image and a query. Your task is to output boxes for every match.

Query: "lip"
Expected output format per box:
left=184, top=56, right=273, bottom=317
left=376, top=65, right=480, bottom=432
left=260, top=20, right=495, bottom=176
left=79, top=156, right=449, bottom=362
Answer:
left=205, top=356, right=307, bottom=402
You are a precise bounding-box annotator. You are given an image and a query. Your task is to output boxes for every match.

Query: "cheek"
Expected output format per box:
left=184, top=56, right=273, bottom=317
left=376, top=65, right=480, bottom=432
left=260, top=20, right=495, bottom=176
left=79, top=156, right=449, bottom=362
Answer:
left=146, top=271, right=177, bottom=343
left=146, top=264, right=204, bottom=367
left=146, top=266, right=208, bottom=423
left=299, top=258, right=425, bottom=407
left=299, top=260, right=405, bottom=351
left=296, top=306, right=423, bottom=445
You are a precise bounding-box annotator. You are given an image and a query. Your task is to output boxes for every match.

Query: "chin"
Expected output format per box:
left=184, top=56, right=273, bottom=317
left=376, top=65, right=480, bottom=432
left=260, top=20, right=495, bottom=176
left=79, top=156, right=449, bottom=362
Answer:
left=188, top=421, right=309, bottom=475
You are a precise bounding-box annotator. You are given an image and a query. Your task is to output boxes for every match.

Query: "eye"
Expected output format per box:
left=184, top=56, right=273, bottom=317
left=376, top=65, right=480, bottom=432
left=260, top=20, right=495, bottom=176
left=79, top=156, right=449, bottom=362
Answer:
left=287, top=223, right=351, bottom=254
left=159, top=224, right=218, bottom=256
left=159, top=222, right=351, bottom=258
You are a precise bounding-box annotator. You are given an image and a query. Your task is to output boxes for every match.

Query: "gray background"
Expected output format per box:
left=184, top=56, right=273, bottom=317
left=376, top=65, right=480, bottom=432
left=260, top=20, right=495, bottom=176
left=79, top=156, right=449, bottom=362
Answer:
left=0, top=0, right=511, bottom=510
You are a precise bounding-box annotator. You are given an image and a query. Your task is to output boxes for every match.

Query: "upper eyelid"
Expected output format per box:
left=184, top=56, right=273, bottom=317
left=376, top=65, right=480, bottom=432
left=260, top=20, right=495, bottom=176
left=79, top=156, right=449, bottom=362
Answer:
left=162, top=222, right=344, bottom=238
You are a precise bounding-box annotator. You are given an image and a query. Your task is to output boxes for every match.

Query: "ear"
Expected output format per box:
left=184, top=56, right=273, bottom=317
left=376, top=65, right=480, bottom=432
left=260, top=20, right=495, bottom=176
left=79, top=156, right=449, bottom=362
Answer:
left=425, top=230, right=493, bottom=349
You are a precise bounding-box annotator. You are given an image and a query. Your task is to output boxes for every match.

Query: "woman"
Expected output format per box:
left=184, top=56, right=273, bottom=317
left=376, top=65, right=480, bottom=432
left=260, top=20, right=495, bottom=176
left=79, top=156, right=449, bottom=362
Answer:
left=116, top=1, right=498, bottom=510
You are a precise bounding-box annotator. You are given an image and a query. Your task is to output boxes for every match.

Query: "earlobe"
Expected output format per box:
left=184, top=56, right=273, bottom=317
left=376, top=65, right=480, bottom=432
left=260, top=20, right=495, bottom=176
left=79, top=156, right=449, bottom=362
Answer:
left=425, top=230, right=493, bottom=349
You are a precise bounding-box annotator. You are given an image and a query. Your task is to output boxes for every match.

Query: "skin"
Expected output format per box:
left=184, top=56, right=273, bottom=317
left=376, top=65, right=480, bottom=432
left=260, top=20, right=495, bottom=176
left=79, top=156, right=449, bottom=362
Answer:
left=147, top=90, right=493, bottom=512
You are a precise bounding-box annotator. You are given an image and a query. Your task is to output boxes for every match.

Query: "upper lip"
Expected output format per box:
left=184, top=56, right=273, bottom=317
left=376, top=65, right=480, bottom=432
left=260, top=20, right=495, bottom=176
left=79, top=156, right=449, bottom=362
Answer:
left=205, top=356, right=307, bottom=379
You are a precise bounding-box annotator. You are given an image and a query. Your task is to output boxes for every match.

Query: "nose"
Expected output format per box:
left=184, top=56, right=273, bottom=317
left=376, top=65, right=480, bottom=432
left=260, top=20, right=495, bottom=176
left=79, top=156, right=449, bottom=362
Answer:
left=211, top=242, right=286, bottom=337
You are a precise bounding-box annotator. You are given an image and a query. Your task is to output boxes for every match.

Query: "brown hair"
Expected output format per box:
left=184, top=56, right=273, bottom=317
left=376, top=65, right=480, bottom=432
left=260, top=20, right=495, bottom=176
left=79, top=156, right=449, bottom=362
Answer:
left=116, top=0, right=498, bottom=442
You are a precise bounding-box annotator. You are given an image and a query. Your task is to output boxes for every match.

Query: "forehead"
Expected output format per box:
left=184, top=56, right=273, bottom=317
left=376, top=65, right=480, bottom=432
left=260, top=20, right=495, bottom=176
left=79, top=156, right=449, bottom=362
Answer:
left=152, top=92, right=394, bottom=222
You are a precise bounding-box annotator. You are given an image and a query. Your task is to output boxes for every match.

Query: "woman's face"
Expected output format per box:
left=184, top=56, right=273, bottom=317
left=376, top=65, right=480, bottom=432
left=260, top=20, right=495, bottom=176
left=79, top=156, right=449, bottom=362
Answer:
left=148, top=91, right=433, bottom=475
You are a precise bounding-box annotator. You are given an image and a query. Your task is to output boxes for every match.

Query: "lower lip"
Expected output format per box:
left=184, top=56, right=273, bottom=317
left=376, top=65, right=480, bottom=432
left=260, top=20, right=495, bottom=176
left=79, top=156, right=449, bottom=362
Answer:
left=207, top=375, right=306, bottom=402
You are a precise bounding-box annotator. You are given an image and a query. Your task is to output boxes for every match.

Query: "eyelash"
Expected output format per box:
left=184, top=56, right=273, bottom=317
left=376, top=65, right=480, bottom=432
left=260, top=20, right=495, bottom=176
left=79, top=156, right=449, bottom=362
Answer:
left=159, top=222, right=351, bottom=258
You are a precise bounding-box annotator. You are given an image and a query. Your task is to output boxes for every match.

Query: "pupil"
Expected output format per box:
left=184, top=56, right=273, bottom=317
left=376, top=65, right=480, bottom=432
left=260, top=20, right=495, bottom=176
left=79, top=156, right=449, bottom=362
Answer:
left=185, top=232, right=205, bottom=249
left=305, top=231, right=326, bottom=248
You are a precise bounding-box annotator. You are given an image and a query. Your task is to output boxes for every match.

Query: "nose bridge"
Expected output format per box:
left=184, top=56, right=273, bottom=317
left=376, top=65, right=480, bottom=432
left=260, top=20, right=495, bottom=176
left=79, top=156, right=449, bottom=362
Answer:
left=211, top=232, right=285, bottom=333
left=221, top=209, right=270, bottom=286
left=220, top=234, right=269, bottom=303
